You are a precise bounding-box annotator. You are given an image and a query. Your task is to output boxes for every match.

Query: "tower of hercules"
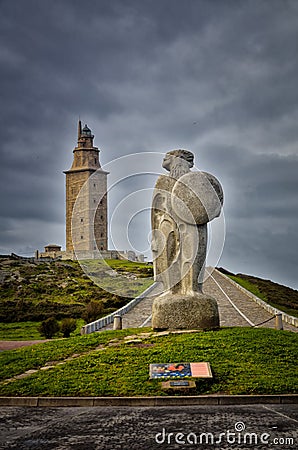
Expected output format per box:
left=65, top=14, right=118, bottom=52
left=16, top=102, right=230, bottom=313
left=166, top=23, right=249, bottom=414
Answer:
left=64, top=121, right=108, bottom=255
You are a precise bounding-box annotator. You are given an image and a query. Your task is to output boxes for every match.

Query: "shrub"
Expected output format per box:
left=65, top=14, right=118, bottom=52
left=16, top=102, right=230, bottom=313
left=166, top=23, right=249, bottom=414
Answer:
left=60, top=318, right=77, bottom=338
left=38, top=317, right=60, bottom=339
left=0, top=300, right=85, bottom=322
left=83, top=301, right=104, bottom=323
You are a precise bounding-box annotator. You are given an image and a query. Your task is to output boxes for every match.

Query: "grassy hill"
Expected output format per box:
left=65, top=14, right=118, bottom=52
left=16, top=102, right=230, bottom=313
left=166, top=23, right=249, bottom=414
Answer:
left=0, top=327, right=297, bottom=396
left=1, top=257, right=297, bottom=340
left=217, top=268, right=298, bottom=317
left=1, top=261, right=297, bottom=397
left=0, top=256, right=153, bottom=339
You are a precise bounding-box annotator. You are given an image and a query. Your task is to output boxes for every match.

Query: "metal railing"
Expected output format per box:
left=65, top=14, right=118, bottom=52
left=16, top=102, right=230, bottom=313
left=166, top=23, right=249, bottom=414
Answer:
left=81, top=282, right=158, bottom=334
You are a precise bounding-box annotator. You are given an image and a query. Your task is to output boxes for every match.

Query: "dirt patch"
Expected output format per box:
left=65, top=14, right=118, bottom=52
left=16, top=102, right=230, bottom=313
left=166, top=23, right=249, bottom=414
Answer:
left=0, top=340, right=49, bottom=351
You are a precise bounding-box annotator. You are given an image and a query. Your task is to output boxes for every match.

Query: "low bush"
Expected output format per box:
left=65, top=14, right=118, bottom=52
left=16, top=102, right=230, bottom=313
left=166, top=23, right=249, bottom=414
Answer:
left=38, top=317, right=60, bottom=339
left=82, top=301, right=104, bottom=323
left=0, top=300, right=85, bottom=323
left=60, top=318, right=77, bottom=338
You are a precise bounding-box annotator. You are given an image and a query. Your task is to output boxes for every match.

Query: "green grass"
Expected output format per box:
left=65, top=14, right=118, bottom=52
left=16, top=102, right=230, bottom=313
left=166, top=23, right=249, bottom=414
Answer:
left=0, top=319, right=85, bottom=341
left=0, top=257, right=153, bottom=325
left=229, top=276, right=268, bottom=301
left=0, top=256, right=154, bottom=340
left=0, top=322, right=43, bottom=340
left=106, top=259, right=153, bottom=275
left=227, top=274, right=298, bottom=318
left=0, top=327, right=297, bottom=396
left=0, top=328, right=146, bottom=382
left=81, top=259, right=153, bottom=298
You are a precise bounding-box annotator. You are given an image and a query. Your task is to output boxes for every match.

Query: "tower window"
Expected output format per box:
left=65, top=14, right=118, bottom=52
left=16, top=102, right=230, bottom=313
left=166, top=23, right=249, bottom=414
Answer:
left=100, top=215, right=103, bottom=220
left=94, top=183, right=96, bottom=188
left=94, top=199, right=96, bottom=203
left=101, top=233, right=103, bottom=237
left=80, top=218, right=84, bottom=223
left=94, top=158, right=97, bottom=164
left=81, top=235, right=84, bottom=239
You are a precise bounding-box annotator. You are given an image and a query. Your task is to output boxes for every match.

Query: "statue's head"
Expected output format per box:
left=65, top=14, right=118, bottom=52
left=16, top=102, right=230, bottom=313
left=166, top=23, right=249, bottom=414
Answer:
left=162, top=149, right=194, bottom=178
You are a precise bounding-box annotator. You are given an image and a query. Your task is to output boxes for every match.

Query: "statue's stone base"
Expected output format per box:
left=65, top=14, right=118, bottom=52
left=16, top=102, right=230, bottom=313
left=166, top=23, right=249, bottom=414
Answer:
left=152, top=293, right=220, bottom=331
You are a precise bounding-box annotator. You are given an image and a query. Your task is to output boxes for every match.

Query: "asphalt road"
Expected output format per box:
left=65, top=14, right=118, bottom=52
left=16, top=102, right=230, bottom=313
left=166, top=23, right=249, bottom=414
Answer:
left=0, top=405, right=297, bottom=449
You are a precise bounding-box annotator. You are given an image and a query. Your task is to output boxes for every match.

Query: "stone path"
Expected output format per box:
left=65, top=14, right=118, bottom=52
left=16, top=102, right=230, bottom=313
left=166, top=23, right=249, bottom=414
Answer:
left=101, top=268, right=297, bottom=332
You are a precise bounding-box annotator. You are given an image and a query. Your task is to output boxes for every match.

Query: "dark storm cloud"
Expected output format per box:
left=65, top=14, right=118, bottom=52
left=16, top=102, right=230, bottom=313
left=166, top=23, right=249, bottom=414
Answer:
left=0, top=0, right=298, bottom=288
left=205, top=147, right=298, bottom=288
left=205, top=148, right=298, bottom=219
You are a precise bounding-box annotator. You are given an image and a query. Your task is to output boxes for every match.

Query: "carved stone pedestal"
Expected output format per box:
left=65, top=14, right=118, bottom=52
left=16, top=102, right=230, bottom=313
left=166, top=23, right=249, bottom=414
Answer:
left=152, top=292, right=219, bottom=331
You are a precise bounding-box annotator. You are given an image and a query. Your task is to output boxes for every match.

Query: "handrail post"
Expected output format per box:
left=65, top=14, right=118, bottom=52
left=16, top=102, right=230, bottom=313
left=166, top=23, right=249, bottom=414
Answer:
left=113, top=314, right=122, bottom=330
left=275, top=313, right=283, bottom=330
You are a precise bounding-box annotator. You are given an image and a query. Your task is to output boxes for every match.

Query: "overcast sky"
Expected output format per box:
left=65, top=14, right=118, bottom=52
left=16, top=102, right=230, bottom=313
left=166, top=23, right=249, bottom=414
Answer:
left=1, top=0, right=298, bottom=289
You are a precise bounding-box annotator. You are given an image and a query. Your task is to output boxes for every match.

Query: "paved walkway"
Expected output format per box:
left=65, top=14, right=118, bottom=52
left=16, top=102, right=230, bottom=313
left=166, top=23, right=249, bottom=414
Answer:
left=102, top=282, right=163, bottom=330
left=206, top=269, right=297, bottom=332
left=1, top=404, right=297, bottom=449
left=102, top=268, right=297, bottom=332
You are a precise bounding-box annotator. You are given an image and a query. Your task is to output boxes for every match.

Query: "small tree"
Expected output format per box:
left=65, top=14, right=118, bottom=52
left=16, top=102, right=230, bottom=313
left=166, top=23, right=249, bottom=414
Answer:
left=60, top=318, right=77, bottom=338
left=39, top=317, right=59, bottom=339
left=83, top=301, right=104, bottom=323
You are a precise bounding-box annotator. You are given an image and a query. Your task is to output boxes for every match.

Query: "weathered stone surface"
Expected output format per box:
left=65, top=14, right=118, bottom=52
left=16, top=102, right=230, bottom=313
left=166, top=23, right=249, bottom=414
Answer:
left=172, top=171, right=223, bottom=224
left=151, top=149, right=223, bottom=330
left=152, top=292, right=220, bottom=330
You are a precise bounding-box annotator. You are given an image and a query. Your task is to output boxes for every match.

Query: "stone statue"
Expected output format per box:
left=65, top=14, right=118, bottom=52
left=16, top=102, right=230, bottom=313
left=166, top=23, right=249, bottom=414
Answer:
left=151, top=149, right=223, bottom=330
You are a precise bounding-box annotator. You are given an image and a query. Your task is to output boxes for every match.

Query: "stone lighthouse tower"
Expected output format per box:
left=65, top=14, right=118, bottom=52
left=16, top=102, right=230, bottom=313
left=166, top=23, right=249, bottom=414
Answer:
left=64, top=121, right=108, bottom=256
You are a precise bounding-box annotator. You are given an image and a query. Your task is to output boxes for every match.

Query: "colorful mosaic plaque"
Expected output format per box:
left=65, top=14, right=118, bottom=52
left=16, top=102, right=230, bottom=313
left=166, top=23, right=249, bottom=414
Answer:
left=149, top=362, right=212, bottom=379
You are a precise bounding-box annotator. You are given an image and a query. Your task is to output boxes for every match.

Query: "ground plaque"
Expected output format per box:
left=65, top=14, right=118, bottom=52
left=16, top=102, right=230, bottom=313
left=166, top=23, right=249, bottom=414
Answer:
left=161, top=380, right=197, bottom=390
left=149, top=362, right=212, bottom=379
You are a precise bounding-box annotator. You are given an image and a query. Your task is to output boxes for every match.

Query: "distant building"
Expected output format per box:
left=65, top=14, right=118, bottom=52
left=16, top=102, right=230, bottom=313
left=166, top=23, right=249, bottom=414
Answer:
left=44, top=244, right=62, bottom=253
left=42, top=244, right=61, bottom=258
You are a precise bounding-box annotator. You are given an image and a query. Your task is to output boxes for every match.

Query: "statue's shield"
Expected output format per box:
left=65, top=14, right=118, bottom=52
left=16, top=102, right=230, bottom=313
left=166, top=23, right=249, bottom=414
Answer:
left=172, top=171, right=223, bottom=225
